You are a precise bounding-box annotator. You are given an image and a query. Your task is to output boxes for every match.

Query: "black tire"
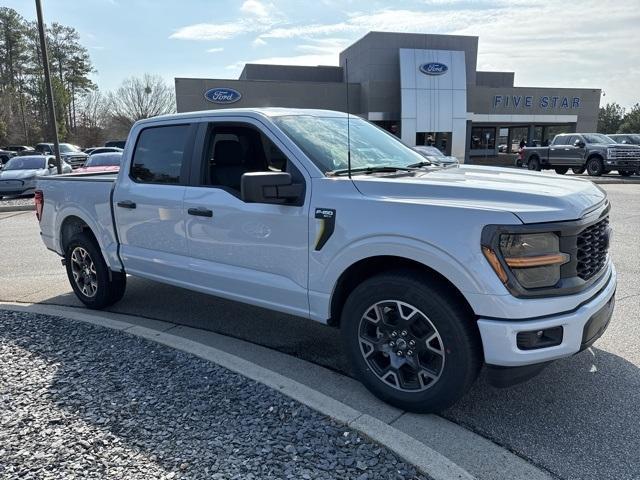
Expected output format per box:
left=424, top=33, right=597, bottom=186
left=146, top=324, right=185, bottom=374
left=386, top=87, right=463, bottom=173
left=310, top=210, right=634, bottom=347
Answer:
left=619, top=170, right=632, bottom=177
left=554, top=167, right=568, bottom=175
left=571, top=167, right=585, bottom=175
left=527, top=156, right=541, bottom=171
left=340, top=271, right=482, bottom=413
left=65, top=232, right=126, bottom=309
left=586, top=157, right=604, bottom=176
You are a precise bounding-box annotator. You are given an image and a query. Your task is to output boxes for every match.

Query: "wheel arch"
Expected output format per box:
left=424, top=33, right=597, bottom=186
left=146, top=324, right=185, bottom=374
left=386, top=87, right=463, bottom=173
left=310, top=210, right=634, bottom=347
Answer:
left=328, top=255, right=475, bottom=328
left=60, top=215, right=98, bottom=253
left=586, top=152, right=604, bottom=162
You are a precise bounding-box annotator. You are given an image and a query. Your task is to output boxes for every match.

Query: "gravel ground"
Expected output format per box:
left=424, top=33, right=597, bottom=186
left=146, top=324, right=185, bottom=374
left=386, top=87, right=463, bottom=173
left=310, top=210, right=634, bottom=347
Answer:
left=0, top=195, right=33, bottom=207
left=0, top=311, right=429, bottom=480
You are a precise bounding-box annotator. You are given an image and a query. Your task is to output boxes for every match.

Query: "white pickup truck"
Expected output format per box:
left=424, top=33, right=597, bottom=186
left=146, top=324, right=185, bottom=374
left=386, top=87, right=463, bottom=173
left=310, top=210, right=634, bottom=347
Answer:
left=36, top=108, right=616, bottom=412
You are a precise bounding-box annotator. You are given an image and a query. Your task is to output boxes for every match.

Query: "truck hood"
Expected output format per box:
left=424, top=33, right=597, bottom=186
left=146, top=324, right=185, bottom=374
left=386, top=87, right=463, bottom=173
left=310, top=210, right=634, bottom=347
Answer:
left=0, top=168, right=46, bottom=180
left=353, top=165, right=606, bottom=224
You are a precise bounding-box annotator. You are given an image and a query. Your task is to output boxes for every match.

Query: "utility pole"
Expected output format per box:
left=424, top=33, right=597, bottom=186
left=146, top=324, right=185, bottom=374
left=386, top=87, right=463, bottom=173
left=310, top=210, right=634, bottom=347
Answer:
left=35, top=0, right=62, bottom=174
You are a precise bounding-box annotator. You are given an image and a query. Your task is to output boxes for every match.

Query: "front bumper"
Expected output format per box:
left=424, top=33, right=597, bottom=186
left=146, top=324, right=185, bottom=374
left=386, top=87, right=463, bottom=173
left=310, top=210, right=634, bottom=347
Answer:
left=477, top=263, right=617, bottom=367
left=605, top=159, right=640, bottom=171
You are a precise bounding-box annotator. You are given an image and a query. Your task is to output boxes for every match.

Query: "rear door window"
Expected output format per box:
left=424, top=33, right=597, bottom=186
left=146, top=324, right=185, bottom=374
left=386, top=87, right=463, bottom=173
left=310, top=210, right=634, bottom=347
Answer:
left=131, top=124, right=190, bottom=184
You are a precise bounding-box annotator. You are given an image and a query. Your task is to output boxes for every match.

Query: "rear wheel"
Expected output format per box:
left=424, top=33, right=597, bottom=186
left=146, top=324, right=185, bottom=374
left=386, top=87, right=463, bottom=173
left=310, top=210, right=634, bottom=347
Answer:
left=571, top=167, right=586, bottom=175
left=586, top=157, right=604, bottom=176
left=65, top=232, right=126, bottom=309
left=341, top=271, right=481, bottom=413
left=527, top=157, right=541, bottom=171
left=554, top=167, right=568, bottom=175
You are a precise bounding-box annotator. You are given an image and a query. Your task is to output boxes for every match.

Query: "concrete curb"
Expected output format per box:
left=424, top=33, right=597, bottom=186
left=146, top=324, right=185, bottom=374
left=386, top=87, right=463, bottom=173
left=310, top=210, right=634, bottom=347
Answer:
left=0, top=302, right=476, bottom=480
left=0, top=204, right=35, bottom=212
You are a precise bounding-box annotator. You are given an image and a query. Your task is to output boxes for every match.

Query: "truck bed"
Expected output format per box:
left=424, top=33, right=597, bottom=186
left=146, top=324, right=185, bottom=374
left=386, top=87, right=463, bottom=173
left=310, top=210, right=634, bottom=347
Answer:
left=37, top=171, right=121, bottom=271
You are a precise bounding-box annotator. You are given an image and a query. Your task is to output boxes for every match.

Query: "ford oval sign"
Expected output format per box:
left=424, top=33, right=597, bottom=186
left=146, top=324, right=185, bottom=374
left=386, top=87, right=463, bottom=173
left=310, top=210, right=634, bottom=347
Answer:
left=204, top=87, right=242, bottom=104
left=419, top=63, right=448, bottom=76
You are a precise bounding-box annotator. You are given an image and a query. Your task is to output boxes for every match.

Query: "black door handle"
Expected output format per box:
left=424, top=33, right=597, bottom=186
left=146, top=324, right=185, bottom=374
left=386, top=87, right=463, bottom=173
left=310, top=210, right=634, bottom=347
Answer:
left=117, top=200, right=136, bottom=209
left=188, top=207, right=213, bottom=218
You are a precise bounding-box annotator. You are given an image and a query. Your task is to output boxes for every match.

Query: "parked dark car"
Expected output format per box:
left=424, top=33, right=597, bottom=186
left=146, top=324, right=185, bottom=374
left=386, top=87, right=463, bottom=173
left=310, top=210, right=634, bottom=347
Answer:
left=4, top=145, right=35, bottom=154
left=608, top=134, right=640, bottom=146
left=34, top=142, right=89, bottom=169
left=105, top=140, right=126, bottom=149
left=522, top=133, right=640, bottom=176
left=0, top=149, right=17, bottom=167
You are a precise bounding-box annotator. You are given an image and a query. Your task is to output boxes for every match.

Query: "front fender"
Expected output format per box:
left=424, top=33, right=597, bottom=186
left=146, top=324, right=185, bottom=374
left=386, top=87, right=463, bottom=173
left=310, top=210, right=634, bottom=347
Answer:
left=308, top=234, right=508, bottom=321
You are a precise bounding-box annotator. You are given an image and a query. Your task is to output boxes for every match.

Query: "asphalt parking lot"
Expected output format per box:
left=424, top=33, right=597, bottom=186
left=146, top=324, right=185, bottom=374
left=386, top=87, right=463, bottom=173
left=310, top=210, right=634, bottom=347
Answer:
left=1, top=184, right=639, bottom=480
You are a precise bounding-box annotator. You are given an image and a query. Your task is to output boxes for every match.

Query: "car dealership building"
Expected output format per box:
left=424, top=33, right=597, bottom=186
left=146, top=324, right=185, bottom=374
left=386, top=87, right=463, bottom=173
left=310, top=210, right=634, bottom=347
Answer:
left=175, top=31, right=601, bottom=162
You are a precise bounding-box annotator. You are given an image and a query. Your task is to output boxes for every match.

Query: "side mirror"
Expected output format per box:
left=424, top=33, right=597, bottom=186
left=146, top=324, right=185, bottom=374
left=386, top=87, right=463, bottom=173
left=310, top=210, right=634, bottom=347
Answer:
left=574, top=139, right=586, bottom=148
left=241, top=172, right=303, bottom=204
left=48, top=161, right=56, bottom=169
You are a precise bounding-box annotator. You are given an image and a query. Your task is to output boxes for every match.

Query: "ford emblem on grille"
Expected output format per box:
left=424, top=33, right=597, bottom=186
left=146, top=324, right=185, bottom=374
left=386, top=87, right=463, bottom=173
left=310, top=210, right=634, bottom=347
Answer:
left=204, top=87, right=242, bottom=104
left=419, top=62, right=448, bottom=75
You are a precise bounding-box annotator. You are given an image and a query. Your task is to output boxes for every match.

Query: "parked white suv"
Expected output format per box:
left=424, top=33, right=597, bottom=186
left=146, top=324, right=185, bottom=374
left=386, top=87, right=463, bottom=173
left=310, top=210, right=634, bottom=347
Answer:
left=35, top=108, right=616, bottom=412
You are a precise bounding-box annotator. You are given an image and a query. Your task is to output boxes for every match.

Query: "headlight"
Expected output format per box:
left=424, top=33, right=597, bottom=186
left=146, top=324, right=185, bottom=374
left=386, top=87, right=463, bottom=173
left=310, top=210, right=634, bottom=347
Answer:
left=483, top=232, right=569, bottom=289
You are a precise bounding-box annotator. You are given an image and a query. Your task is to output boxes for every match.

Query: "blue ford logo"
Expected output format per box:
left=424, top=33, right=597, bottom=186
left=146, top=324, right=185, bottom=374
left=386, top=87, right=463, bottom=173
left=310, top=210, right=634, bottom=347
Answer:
left=204, top=87, right=242, bottom=104
left=419, top=63, right=448, bottom=75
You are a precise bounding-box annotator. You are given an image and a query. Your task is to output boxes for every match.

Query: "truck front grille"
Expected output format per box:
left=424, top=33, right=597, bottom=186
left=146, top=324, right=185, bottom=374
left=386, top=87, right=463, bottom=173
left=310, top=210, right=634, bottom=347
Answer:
left=576, top=217, right=609, bottom=281
left=612, top=148, right=640, bottom=160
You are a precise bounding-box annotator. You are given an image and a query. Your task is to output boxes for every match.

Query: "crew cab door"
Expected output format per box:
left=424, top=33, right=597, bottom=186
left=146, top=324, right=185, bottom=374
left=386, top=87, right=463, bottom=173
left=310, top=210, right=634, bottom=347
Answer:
left=182, top=117, right=311, bottom=317
left=113, top=121, right=197, bottom=280
left=554, top=135, right=584, bottom=165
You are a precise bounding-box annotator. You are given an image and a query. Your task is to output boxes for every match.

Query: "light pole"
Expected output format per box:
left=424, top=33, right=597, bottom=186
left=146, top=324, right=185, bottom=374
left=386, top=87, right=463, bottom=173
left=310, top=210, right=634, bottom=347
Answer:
left=35, top=0, right=62, bottom=174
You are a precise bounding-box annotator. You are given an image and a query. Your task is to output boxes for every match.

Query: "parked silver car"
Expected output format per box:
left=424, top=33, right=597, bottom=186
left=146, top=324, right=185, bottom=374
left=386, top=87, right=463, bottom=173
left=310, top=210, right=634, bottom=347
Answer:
left=412, top=145, right=459, bottom=165
left=0, top=155, right=72, bottom=198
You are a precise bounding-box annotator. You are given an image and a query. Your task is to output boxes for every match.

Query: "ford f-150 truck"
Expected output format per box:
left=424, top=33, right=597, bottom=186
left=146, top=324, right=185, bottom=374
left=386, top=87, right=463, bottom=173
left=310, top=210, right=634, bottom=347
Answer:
left=522, top=133, right=640, bottom=176
left=35, top=108, right=616, bottom=412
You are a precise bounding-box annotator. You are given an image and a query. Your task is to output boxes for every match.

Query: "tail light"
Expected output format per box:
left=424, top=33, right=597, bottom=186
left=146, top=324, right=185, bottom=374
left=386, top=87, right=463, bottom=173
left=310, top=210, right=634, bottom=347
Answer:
left=34, top=190, right=44, bottom=222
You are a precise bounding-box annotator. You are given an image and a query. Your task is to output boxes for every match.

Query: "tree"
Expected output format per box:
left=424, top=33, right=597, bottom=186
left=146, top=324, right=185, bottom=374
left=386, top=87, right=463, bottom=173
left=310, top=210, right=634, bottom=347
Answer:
left=72, top=90, right=109, bottom=146
left=0, top=8, right=95, bottom=144
left=597, top=102, right=625, bottom=134
left=108, top=74, right=176, bottom=130
left=619, top=104, right=640, bottom=133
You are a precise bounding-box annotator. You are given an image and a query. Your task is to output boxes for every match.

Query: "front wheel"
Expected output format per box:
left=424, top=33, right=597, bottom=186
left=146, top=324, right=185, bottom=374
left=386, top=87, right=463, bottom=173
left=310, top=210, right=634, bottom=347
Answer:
left=65, top=232, right=126, bottom=309
left=586, top=157, right=604, bottom=176
left=619, top=170, right=632, bottom=177
left=341, top=271, right=481, bottom=413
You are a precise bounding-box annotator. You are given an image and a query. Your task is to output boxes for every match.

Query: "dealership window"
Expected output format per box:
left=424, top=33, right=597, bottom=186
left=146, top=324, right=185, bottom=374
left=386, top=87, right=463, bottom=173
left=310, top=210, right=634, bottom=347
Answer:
left=470, top=127, right=496, bottom=150
left=131, top=124, right=190, bottom=184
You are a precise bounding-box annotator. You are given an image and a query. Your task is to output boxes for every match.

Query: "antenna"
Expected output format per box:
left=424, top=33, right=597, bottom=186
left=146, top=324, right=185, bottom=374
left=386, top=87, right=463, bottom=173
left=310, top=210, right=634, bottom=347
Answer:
left=345, top=59, right=352, bottom=179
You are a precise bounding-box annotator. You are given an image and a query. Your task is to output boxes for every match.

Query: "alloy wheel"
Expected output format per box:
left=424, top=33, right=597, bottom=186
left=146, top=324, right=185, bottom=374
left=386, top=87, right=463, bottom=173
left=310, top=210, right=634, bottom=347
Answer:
left=358, top=300, right=445, bottom=392
left=70, top=246, right=98, bottom=298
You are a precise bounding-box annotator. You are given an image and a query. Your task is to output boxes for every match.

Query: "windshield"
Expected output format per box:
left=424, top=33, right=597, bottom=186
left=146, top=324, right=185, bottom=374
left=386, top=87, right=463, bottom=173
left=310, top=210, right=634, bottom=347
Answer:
left=273, top=115, right=428, bottom=174
left=59, top=143, right=81, bottom=153
left=583, top=134, right=614, bottom=144
left=4, top=157, right=46, bottom=170
left=85, top=153, right=122, bottom=167
left=414, top=146, right=445, bottom=157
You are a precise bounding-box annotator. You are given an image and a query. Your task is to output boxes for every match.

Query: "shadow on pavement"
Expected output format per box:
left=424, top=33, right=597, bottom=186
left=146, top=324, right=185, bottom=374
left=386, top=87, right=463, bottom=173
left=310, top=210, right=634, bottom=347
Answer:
left=38, top=276, right=349, bottom=373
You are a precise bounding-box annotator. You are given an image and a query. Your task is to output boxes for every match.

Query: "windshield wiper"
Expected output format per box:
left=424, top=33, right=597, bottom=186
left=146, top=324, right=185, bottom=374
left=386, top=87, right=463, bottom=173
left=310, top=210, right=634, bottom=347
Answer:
left=406, top=160, right=438, bottom=168
left=327, top=165, right=414, bottom=176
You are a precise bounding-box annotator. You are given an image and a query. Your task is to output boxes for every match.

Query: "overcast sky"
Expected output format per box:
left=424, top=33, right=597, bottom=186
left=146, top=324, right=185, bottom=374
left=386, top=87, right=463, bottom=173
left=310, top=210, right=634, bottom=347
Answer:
left=7, top=0, right=640, bottom=108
